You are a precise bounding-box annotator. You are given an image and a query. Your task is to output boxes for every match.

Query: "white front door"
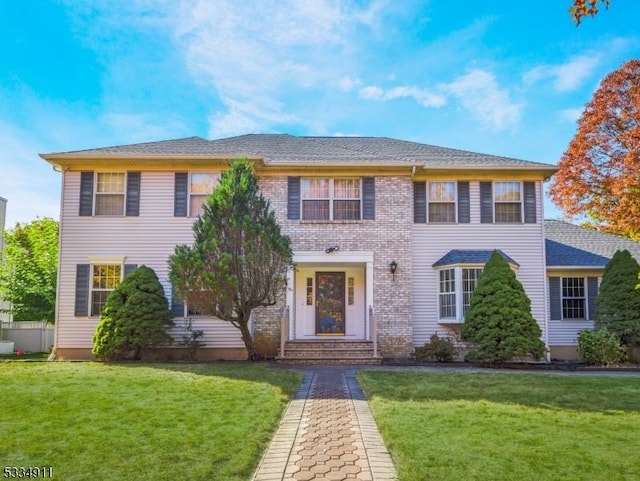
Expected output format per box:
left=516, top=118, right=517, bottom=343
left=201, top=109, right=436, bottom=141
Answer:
left=294, top=266, right=366, bottom=338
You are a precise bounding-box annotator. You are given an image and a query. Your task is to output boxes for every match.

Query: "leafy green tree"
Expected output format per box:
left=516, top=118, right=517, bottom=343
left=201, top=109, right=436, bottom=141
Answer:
left=595, top=249, right=640, bottom=346
left=92, top=265, right=173, bottom=360
left=0, top=218, right=58, bottom=322
left=461, top=250, right=545, bottom=363
left=169, top=159, right=292, bottom=361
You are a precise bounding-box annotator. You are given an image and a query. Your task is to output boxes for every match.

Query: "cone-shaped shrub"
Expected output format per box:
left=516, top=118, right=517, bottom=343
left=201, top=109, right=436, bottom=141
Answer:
left=92, top=265, right=173, bottom=360
left=461, top=250, right=544, bottom=363
left=595, top=249, right=640, bottom=346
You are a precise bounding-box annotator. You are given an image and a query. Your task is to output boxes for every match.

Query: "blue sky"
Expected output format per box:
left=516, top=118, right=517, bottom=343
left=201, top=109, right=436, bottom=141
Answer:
left=1, top=0, right=638, bottom=227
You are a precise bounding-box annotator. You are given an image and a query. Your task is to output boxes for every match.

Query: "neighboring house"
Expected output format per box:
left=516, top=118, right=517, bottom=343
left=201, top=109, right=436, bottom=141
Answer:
left=40, top=134, right=631, bottom=362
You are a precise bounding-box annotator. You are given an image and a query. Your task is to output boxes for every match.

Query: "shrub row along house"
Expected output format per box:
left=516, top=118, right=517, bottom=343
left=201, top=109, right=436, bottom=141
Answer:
left=40, top=134, right=640, bottom=362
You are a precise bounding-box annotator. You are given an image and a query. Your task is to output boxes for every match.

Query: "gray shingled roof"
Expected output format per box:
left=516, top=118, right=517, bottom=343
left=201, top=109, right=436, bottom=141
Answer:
left=432, top=249, right=519, bottom=268
left=41, top=134, right=556, bottom=171
left=544, top=220, right=640, bottom=267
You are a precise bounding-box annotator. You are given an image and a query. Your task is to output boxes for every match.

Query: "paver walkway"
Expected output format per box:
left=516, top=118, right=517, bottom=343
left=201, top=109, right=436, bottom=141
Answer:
left=252, top=369, right=397, bottom=481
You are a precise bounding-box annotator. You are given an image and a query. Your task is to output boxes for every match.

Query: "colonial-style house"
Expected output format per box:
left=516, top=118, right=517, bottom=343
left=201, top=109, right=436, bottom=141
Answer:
left=40, top=134, right=638, bottom=362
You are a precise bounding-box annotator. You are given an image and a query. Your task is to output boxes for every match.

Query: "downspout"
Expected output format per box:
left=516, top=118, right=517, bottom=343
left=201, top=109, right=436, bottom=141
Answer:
left=540, top=182, right=551, bottom=363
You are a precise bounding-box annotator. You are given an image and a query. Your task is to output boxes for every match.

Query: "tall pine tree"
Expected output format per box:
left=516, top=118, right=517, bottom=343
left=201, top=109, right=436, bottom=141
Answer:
left=461, top=250, right=545, bottom=363
left=169, top=159, right=292, bottom=360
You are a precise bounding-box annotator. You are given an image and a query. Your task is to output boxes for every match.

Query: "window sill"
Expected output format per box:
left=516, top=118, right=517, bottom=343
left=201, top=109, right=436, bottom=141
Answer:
left=438, top=318, right=464, bottom=325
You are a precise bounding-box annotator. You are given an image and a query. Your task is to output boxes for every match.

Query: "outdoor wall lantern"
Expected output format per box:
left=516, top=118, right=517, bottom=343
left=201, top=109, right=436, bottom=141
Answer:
left=389, top=260, right=398, bottom=281
left=325, top=245, right=340, bottom=254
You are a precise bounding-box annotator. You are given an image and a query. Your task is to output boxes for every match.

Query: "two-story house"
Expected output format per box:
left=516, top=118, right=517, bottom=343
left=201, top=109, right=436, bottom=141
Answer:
left=41, top=134, right=638, bottom=362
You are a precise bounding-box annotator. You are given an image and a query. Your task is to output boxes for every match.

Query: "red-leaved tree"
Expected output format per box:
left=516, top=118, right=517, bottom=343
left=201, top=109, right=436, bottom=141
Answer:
left=569, top=0, right=610, bottom=25
left=550, top=59, right=640, bottom=241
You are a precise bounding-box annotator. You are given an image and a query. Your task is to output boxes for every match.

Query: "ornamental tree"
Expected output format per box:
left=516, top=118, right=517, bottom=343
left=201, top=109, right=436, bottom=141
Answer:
left=549, top=59, right=640, bottom=241
left=461, top=250, right=545, bottom=363
left=569, top=0, right=610, bottom=25
left=594, top=249, right=640, bottom=346
left=169, top=159, right=292, bottom=361
left=0, top=218, right=58, bottom=322
left=92, top=265, right=174, bottom=360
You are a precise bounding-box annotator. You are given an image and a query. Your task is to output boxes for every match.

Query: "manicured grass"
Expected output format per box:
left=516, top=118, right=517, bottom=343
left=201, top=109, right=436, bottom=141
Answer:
left=358, top=371, right=640, bottom=481
left=0, top=363, right=301, bottom=481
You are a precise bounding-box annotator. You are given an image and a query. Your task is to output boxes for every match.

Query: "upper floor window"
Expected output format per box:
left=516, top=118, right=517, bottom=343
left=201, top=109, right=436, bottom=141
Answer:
left=79, top=171, right=140, bottom=217
left=494, top=182, right=522, bottom=223
left=189, top=172, right=220, bottom=217
left=91, top=264, right=122, bottom=316
left=301, top=178, right=361, bottom=221
left=95, top=173, right=125, bottom=215
left=428, top=181, right=456, bottom=223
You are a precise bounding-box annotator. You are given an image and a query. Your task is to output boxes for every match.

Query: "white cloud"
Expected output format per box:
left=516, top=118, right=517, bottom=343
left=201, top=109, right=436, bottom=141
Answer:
left=339, top=76, right=362, bottom=92
left=358, top=85, right=447, bottom=108
left=524, top=54, right=602, bottom=93
left=440, top=69, right=522, bottom=131
left=0, top=122, right=60, bottom=226
left=168, top=0, right=380, bottom=138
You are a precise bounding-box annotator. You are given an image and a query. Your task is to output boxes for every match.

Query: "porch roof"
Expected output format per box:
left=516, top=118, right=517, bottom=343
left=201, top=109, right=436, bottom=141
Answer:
left=432, top=249, right=519, bottom=268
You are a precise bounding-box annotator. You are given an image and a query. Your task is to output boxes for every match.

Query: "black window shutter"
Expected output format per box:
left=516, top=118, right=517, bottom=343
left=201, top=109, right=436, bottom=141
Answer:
left=480, top=182, right=493, bottom=224
left=79, top=172, right=94, bottom=216
left=362, top=177, right=375, bottom=220
left=287, top=177, right=301, bottom=220
left=171, top=285, right=185, bottom=318
left=523, top=181, right=536, bottom=224
left=74, top=264, right=90, bottom=317
left=126, top=172, right=141, bottom=216
left=457, top=181, right=470, bottom=223
left=549, top=277, right=561, bottom=320
left=174, top=172, right=188, bottom=217
left=587, top=277, right=598, bottom=320
left=413, top=181, right=426, bottom=223
left=123, top=264, right=137, bottom=278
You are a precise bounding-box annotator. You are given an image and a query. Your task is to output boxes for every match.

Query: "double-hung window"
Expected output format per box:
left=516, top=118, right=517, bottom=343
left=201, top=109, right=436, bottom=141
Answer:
left=90, top=264, right=122, bottom=316
left=189, top=173, right=220, bottom=217
left=494, top=182, right=522, bottom=223
left=301, top=178, right=361, bottom=221
left=428, top=181, right=456, bottom=223
left=561, top=277, right=586, bottom=320
left=95, top=173, right=126, bottom=215
left=438, top=268, right=457, bottom=319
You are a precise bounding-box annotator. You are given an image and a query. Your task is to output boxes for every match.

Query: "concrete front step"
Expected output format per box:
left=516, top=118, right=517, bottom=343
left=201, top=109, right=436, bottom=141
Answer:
left=277, top=340, right=382, bottom=365
left=275, top=356, right=383, bottom=365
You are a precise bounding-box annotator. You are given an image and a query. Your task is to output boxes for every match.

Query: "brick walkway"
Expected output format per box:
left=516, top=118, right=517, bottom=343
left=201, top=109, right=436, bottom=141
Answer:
left=252, top=369, right=397, bottom=481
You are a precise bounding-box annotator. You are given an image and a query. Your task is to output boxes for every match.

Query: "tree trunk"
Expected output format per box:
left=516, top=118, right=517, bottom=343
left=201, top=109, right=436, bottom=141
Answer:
left=238, top=319, right=259, bottom=361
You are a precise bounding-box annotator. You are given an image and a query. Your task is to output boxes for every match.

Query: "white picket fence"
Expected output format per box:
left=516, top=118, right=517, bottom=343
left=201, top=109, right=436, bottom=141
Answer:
left=0, top=321, right=54, bottom=353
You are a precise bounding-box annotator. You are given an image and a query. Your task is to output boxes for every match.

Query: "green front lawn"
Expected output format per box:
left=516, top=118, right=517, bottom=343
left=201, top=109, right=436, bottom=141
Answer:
left=358, top=371, right=640, bottom=481
left=0, top=363, right=301, bottom=481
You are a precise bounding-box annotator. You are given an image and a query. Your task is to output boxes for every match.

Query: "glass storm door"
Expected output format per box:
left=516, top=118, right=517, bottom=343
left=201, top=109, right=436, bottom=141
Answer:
left=315, top=272, right=346, bottom=335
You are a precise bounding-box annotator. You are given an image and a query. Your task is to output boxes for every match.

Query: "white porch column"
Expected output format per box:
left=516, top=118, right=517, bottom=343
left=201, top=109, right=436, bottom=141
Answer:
left=285, top=267, right=295, bottom=341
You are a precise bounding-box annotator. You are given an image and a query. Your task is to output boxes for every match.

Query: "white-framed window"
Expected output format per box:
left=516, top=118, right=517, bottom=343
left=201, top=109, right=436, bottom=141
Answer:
left=95, top=172, right=125, bottom=215
left=494, top=181, right=522, bottom=223
left=462, top=268, right=483, bottom=315
left=438, top=268, right=457, bottom=319
left=90, top=264, right=122, bottom=316
left=428, top=181, right=456, bottom=223
left=562, top=277, right=586, bottom=320
left=437, top=266, right=484, bottom=322
left=189, top=172, right=220, bottom=217
left=301, top=178, right=361, bottom=221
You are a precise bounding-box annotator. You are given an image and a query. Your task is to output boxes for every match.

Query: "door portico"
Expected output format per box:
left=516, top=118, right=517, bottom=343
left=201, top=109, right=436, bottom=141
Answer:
left=286, top=251, right=374, bottom=340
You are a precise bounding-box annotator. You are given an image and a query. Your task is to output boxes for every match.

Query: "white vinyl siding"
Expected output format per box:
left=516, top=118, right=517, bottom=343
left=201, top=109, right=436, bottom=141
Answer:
left=56, top=170, right=243, bottom=349
left=412, top=180, right=546, bottom=345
